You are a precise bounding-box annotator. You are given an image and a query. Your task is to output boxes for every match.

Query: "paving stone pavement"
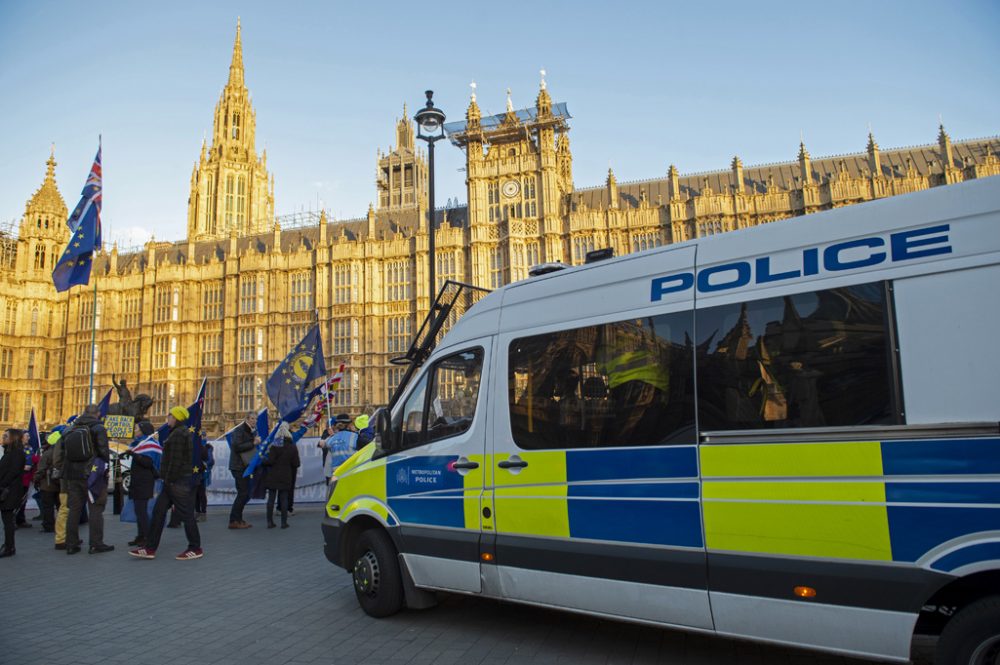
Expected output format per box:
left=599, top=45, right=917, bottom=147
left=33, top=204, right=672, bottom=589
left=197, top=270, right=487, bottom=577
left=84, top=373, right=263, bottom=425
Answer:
left=0, top=505, right=935, bottom=665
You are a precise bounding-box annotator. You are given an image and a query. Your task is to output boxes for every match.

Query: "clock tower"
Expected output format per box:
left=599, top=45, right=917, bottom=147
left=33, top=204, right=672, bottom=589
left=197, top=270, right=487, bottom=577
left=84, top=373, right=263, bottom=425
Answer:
left=448, top=74, right=573, bottom=285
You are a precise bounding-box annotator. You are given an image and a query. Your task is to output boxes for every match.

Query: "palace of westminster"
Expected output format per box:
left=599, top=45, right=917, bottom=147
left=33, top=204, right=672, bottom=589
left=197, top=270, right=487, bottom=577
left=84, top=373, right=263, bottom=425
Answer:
left=1, top=22, right=998, bottom=433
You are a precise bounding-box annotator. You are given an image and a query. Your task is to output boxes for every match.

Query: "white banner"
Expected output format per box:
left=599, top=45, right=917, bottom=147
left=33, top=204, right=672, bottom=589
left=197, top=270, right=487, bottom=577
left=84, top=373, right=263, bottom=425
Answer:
left=205, top=436, right=329, bottom=506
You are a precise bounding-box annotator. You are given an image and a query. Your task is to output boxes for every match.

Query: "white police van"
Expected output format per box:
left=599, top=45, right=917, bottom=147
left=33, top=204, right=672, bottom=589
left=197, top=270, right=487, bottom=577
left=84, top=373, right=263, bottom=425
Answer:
left=324, top=176, right=1000, bottom=665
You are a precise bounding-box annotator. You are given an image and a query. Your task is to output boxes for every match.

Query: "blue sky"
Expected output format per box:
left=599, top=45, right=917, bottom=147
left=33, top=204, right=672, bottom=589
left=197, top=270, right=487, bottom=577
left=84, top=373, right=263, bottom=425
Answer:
left=1, top=0, right=998, bottom=247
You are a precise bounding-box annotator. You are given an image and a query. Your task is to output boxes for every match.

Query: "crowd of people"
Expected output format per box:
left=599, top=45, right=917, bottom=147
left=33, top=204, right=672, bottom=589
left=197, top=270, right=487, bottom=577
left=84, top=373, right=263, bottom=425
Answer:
left=0, top=406, right=374, bottom=561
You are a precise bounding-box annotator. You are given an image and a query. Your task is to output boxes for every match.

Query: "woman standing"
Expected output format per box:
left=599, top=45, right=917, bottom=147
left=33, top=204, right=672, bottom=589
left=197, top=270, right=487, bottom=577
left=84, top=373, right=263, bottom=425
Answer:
left=263, top=423, right=298, bottom=529
left=0, top=428, right=26, bottom=557
left=127, top=421, right=158, bottom=547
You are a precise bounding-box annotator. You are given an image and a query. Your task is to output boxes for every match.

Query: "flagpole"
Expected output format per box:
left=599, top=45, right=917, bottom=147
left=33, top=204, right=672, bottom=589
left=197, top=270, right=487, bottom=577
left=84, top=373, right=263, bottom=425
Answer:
left=87, top=134, right=102, bottom=403
left=314, top=309, right=331, bottom=431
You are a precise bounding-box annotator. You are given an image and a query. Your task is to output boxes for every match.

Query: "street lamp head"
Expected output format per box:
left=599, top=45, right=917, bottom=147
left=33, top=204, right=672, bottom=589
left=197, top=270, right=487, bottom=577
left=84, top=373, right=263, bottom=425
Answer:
left=414, top=90, right=446, bottom=139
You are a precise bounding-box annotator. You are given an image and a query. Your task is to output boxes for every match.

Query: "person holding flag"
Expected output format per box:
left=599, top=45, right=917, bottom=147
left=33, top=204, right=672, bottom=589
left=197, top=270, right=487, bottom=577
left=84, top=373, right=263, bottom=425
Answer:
left=130, top=405, right=202, bottom=561
left=51, top=144, right=102, bottom=293
left=125, top=420, right=159, bottom=548
left=227, top=411, right=261, bottom=529
left=62, top=403, right=113, bottom=555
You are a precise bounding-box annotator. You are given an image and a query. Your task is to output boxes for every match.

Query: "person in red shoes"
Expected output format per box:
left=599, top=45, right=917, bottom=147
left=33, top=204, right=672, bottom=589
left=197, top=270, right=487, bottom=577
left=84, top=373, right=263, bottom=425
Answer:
left=129, top=406, right=202, bottom=561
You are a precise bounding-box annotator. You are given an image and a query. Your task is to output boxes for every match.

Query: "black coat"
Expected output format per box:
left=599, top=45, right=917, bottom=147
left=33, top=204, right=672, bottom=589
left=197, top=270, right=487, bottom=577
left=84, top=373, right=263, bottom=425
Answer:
left=229, top=422, right=255, bottom=472
left=61, top=415, right=110, bottom=482
left=127, top=437, right=158, bottom=501
left=263, top=439, right=298, bottom=491
left=0, top=443, right=26, bottom=511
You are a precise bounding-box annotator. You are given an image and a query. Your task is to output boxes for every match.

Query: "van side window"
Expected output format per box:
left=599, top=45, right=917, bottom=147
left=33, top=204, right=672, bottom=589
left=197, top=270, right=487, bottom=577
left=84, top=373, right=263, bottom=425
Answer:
left=695, top=282, right=898, bottom=430
left=508, top=312, right=695, bottom=449
left=398, top=348, right=484, bottom=451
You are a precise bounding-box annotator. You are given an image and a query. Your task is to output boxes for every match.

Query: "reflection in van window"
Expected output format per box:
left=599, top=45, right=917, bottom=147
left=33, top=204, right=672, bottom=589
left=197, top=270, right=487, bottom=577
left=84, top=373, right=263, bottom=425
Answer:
left=509, top=312, right=695, bottom=449
left=695, top=282, right=897, bottom=430
left=397, top=348, right=484, bottom=451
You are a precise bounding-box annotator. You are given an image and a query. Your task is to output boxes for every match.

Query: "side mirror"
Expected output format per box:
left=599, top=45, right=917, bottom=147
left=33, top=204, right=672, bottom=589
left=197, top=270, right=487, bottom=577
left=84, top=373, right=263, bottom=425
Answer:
left=373, top=407, right=393, bottom=452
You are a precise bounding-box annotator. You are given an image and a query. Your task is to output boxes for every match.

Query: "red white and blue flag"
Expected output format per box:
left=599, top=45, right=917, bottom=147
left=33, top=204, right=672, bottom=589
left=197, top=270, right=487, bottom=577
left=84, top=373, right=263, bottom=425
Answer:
left=52, top=145, right=103, bottom=292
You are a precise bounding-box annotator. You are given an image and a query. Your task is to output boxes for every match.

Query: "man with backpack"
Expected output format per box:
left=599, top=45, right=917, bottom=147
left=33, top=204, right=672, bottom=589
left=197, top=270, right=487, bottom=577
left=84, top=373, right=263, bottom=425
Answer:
left=62, top=404, right=113, bottom=555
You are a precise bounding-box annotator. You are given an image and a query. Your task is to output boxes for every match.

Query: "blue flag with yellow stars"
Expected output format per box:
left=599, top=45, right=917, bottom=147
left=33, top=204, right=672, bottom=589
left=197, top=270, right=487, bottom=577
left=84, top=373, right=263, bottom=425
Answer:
left=187, top=379, right=207, bottom=485
left=266, top=324, right=327, bottom=420
left=52, top=146, right=102, bottom=292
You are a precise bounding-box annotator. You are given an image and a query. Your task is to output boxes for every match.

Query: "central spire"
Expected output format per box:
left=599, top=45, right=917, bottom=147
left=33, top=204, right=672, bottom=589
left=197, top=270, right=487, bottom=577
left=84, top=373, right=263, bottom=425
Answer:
left=228, top=17, right=244, bottom=88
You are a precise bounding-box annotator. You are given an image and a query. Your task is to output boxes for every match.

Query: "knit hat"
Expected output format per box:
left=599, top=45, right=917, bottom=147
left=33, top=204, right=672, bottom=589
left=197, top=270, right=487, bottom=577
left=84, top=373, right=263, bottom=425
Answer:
left=137, top=420, right=155, bottom=436
left=170, top=406, right=190, bottom=422
left=46, top=431, right=62, bottom=445
left=354, top=414, right=369, bottom=430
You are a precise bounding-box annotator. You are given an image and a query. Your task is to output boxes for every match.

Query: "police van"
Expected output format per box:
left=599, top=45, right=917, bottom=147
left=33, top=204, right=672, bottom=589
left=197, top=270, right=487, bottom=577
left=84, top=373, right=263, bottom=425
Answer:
left=323, top=176, right=1000, bottom=664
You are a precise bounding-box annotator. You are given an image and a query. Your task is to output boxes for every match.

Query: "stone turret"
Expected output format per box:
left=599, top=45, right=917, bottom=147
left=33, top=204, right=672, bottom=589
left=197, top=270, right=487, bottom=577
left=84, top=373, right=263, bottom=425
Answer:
left=798, top=142, right=813, bottom=186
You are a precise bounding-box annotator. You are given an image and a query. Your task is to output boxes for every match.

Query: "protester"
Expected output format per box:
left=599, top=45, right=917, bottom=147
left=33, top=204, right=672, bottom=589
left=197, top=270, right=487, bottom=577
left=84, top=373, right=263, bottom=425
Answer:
left=16, top=430, right=38, bottom=528
left=130, top=406, right=202, bottom=560
left=355, top=414, right=375, bottom=447
left=228, top=412, right=258, bottom=529
left=0, top=428, right=26, bottom=558
left=127, top=421, right=158, bottom=548
left=196, top=439, right=214, bottom=522
left=323, top=414, right=359, bottom=480
left=51, top=425, right=69, bottom=550
left=63, top=404, right=113, bottom=555
left=263, top=422, right=298, bottom=529
left=33, top=432, right=61, bottom=533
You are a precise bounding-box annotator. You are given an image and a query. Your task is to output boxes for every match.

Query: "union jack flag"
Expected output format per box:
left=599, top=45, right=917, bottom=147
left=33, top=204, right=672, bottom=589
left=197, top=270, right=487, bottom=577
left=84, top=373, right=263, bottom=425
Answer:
left=301, top=364, right=345, bottom=429
left=52, top=145, right=102, bottom=292
left=131, top=437, right=163, bottom=457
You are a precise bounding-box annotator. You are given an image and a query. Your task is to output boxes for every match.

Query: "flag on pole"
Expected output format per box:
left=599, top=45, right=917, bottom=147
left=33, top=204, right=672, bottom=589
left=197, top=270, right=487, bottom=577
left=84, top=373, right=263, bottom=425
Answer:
left=97, top=388, right=112, bottom=418
left=301, top=364, right=345, bottom=429
left=52, top=146, right=102, bottom=292
left=26, top=408, right=41, bottom=456
left=266, top=324, right=327, bottom=420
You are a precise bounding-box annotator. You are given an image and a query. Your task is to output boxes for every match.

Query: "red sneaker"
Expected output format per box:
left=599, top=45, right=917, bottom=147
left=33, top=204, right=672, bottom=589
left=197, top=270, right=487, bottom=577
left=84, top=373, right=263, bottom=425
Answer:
left=128, top=547, right=156, bottom=559
left=176, top=548, right=204, bottom=561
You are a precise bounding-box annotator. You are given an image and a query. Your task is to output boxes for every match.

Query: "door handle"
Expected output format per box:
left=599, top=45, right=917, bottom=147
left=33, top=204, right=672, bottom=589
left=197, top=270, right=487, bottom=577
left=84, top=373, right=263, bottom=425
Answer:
left=498, top=459, right=528, bottom=469
left=452, top=461, right=479, bottom=470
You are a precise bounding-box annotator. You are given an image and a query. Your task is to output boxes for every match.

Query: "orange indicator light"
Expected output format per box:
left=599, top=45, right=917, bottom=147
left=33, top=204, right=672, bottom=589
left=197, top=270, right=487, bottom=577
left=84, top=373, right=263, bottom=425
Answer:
left=481, top=552, right=494, bottom=562
left=794, top=586, right=817, bottom=598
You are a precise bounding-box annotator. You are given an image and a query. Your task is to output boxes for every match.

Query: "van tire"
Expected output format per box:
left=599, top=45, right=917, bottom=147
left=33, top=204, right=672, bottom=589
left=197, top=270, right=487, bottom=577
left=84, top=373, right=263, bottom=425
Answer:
left=351, top=529, right=404, bottom=618
left=936, top=595, right=1000, bottom=665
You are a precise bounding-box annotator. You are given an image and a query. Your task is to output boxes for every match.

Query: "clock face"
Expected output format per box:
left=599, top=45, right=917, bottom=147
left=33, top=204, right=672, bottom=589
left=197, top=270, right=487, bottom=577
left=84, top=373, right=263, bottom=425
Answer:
left=501, top=179, right=520, bottom=198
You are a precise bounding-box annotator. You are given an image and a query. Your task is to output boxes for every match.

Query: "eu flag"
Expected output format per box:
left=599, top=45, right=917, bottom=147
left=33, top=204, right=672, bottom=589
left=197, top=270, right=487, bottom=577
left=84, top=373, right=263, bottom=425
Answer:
left=26, top=408, right=40, bottom=456
left=266, top=324, right=327, bottom=420
left=52, top=146, right=102, bottom=292
left=187, top=379, right=207, bottom=483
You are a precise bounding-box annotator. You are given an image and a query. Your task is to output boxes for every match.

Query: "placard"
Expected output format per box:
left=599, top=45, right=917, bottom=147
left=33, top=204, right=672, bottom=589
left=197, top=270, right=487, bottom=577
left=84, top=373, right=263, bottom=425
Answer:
left=104, top=415, right=135, bottom=439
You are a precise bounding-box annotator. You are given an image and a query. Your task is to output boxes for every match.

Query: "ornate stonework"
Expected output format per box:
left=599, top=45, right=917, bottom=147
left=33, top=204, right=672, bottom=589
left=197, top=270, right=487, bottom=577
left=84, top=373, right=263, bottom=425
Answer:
left=1, top=26, right=998, bottom=433
left=186, top=19, right=274, bottom=241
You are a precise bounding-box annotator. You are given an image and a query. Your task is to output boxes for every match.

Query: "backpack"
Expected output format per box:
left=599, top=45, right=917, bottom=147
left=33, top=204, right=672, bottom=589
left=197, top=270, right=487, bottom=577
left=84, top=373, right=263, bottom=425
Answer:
left=62, top=424, right=94, bottom=463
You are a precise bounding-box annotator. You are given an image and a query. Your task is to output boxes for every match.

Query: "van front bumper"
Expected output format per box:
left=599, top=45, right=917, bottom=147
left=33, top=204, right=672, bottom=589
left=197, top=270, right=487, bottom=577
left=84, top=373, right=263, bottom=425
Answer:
left=321, top=517, right=344, bottom=568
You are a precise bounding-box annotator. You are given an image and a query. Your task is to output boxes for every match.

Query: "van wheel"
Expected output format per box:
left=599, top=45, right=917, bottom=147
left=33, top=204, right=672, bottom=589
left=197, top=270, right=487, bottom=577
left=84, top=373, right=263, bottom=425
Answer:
left=936, top=596, right=1000, bottom=665
left=351, top=529, right=404, bottom=618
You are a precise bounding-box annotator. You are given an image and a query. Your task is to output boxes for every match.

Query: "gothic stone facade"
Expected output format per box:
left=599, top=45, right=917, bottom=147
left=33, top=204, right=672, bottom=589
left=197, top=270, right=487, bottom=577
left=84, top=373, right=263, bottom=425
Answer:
left=1, top=23, right=998, bottom=433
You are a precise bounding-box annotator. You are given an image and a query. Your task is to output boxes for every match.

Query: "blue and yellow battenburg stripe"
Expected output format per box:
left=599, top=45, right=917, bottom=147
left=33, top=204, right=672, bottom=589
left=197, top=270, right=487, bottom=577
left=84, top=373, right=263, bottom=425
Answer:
left=700, top=437, right=1000, bottom=565
left=331, top=436, right=1000, bottom=570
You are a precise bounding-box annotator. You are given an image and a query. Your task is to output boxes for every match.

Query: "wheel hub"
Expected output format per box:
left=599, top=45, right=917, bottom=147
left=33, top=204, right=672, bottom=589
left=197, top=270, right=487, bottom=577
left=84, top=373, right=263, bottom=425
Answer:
left=971, top=635, right=1000, bottom=665
left=353, top=550, right=380, bottom=597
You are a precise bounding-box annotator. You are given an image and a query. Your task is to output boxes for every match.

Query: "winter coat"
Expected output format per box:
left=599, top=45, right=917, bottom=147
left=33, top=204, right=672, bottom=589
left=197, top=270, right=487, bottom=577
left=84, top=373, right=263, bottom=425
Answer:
left=60, top=415, right=110, bottom=484
left=263, top=438, right=298, bottom=491
left=127, top=436, right=158, bottom=500
left=34, top=446, right=60, bottom=493
left=229, top=422, right=255, bottom=472
left=0, top=443, right=26, bottom=510
left=159, top=424, right=192, bottom=483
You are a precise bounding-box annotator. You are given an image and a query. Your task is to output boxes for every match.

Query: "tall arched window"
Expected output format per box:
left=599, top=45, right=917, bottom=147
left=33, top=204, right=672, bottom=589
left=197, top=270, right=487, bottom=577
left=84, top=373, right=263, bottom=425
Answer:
left=232, top=112, right=241, bottom=140
left=236, top=175, right=246, bottom=228
left=33, top=244, right=46, bottom=270
left=30, top=307, right=39, bottom=336
left=225, top=175, right=235, bottom=228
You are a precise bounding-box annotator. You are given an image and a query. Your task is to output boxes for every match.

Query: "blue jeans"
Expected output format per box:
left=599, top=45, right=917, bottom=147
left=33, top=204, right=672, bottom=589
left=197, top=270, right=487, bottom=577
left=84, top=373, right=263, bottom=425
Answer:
left=229, top=471, right=251, bottom=523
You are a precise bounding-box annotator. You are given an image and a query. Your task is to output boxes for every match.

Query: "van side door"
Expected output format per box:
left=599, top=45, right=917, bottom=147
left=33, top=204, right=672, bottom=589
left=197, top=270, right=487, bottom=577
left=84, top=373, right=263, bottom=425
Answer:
left=386, top=339, right=491, bottom=594
left=487, top=246, right=713, bottom=630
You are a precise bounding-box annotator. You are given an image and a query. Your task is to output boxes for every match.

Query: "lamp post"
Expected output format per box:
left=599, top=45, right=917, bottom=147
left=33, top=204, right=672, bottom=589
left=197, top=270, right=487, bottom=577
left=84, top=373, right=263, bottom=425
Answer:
left=414, top=90, right=446, bottom=307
